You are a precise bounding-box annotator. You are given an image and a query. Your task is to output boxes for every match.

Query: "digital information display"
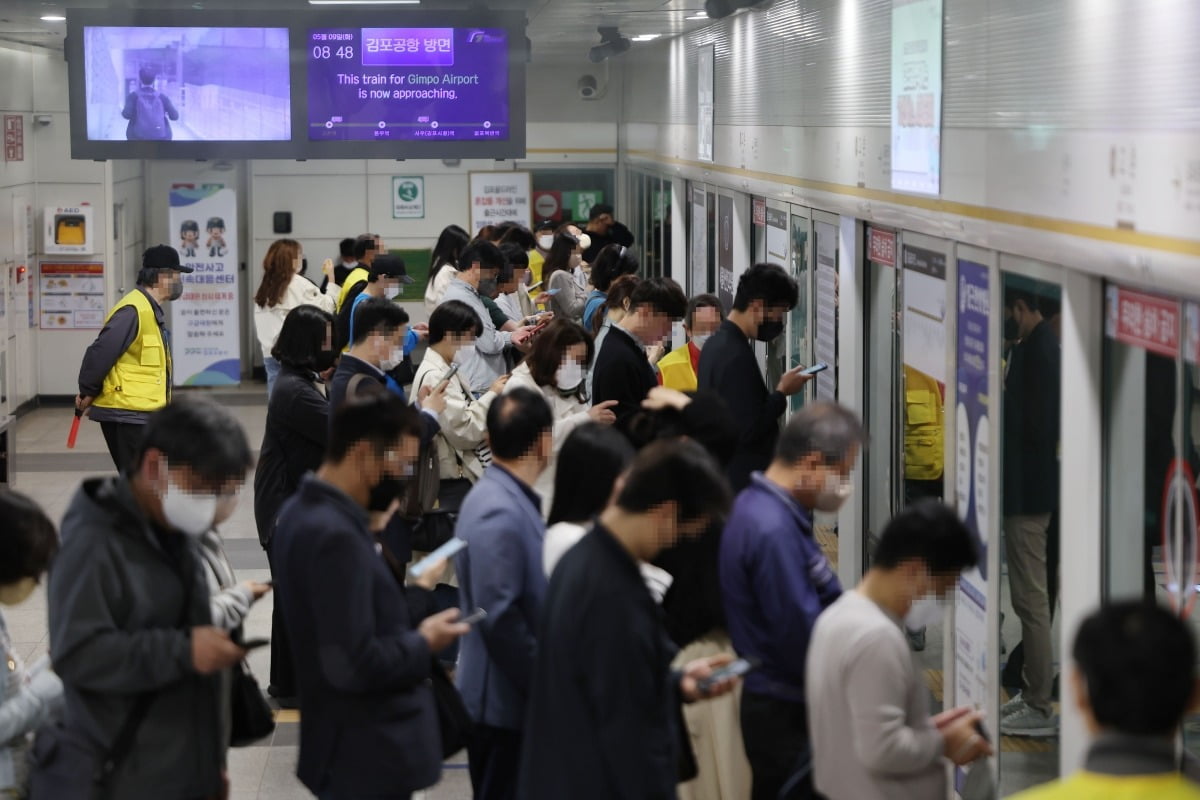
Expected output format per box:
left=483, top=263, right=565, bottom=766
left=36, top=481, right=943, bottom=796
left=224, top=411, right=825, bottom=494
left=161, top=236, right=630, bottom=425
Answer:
left=307, top=27, right=510, bottom=142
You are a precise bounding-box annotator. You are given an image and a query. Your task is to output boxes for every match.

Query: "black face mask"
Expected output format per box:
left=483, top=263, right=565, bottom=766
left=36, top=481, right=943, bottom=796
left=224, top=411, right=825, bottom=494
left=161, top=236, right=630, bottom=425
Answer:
left=367, top=475, right=405, bottom=513
left=313, top=348, right=338, bottom=373
left=299, top=257, right=308, bottom=276
left=1004, top=317, right=1020, bottom=341
left=755, top=318, right=785, bottom=343
left=166, top=276, right=184, bottom=301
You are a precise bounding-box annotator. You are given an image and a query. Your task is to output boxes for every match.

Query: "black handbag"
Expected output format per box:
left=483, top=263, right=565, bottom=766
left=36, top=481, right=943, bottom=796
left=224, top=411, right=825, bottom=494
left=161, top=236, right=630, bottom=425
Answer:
left=229, top=659, right=276, bottom=747
left=410, top=477, right=472, bottom=554
left=429, top=659, right=472, bottom=759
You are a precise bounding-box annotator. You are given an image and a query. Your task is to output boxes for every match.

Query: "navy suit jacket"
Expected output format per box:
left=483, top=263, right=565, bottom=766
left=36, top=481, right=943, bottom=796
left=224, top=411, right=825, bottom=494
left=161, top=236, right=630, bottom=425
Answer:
left=273, top=475, right=440, bottom=796
left=454, top=464, right=547, bottom=730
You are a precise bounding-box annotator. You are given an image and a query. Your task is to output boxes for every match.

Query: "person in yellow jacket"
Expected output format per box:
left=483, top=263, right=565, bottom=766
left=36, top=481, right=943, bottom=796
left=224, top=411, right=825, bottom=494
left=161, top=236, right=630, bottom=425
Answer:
left=1011, top=601, right=1200, bottom=800
left=335, top=235, right=379, bottom=312
left=657, top=293, right=723, bottom=393
left=75, top=245, right=191, bottom=472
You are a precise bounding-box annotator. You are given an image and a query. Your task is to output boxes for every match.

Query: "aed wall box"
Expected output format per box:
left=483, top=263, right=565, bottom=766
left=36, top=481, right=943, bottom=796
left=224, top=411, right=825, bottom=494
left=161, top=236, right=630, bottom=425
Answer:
left=44, top=205, right=96, bottom=255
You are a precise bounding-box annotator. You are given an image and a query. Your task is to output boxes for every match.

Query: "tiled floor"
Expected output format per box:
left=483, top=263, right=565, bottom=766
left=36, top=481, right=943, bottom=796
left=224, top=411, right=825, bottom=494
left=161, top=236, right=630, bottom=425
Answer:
left=5, top=387, right=471, bottom=799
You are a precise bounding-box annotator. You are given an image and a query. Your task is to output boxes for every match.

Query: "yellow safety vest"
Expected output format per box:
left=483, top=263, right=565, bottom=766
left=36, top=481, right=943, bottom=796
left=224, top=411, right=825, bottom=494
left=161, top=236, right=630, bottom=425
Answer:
left=658, top=344, right=698, bottom=393
left=337, top=267, right=370, bottom=312
left=94, top=289, right=171, bottom=413
left=527, top=251, right=544, bottom=286
left=903, top=364, right=944, bottom=480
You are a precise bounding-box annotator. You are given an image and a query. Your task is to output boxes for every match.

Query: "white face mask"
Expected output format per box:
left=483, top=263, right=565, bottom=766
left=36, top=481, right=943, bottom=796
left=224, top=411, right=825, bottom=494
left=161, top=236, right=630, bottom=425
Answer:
left=556, top=359, right=584, bottom=392
left=578, top=233, right=592, bottom=251
left=452, top=345, right=472, bottom=366
left=537, top=235, right=554, bottom=251
left=905, top=591, right=947, bottom=630
left=812, top=472, right=853, bottom=512
left=380, top=346, right=404, bottom=372
left=161, top=474, right=219, bottom=537
left=691, top=333, right=712, bottom=350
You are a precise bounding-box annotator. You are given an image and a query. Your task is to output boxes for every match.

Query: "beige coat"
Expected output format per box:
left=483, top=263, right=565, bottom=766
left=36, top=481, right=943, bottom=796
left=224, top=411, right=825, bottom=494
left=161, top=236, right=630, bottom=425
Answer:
left=412, top=347, right=497, bottom=484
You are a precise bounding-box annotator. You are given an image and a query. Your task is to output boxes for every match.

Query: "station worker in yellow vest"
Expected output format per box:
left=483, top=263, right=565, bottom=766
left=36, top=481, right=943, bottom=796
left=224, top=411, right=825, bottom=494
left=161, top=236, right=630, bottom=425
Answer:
left=657, top=293, right=724, bottom=393
left=335, top=235, right=379, bottom=312
left=75, top=244, right=191, bottom=473
left=1010, top=601, right=1200, bottom=800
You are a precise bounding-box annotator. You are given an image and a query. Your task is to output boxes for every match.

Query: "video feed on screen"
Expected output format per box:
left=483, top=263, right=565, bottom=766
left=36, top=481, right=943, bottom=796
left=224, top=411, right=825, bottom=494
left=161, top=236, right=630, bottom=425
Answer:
left=307, top=27, right=510, bottom=142
left=82, top=26, right=292, bottom=142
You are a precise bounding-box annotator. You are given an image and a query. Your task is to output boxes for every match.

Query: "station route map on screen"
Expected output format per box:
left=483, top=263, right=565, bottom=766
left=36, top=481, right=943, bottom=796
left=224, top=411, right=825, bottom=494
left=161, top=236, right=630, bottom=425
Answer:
left=307, top=27, right=510, bottom=142
left=82, top=27, right=291, bottom=142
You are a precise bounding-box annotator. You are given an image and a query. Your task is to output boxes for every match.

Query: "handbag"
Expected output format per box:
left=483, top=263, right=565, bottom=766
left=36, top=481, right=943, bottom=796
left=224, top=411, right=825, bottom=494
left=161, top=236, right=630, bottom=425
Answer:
left=410, top=477, right=472, bottom=553
left=229, top=659, right=275, bottom=747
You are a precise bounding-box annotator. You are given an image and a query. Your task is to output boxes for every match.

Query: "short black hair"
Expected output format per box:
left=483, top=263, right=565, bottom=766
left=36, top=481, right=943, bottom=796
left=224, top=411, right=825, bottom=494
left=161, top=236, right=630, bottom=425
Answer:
left=629, top=276, right=687, bottom=319
left=1073, top=601, right=1197, bottom=737
left=873, top=500, right=979, bottom=574
left=456, top=240, right=504, bottom=273
left=136, top=397, right=253, bottom=485
left=498, top=225, right=537, bottom=252
left=0, top=488, right=58, bottom=584
left=548, top=424, right=634, bottom=525
left=733, top=263, right=798, bottom=312
left=1038, top=295, right=1061, bottom=318
left=686, top=293, right=723, bottom=329
left=775, top=402, right=866, bottom=466
left=590, top=244, right=639, bottom=292
left=353, top=236, right=377, bottom=261
left=428, top=299, right=483, bottom=344
left=615, top=438, right=731, bottom=524
left=272, top=304, right=335, bottom=370
left=351, top=296, right=409, bottom=346
left=326, top=391, right=423, bottom=463
left=138, top=65, right=156, bottom=85
left=499, top=242, right=530, bottom=270
left=339, top=237, right=356, bottom=259
left=589, top=203, right=615, bottom=221
left=486, top=387, right=553, bottom=461
left=1007, top=288, right=1039, bottom=313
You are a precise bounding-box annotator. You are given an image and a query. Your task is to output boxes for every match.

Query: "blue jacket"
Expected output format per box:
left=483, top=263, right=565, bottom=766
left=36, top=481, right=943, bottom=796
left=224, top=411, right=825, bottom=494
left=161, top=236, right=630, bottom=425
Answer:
left=273, top=476, right=440, bottom=796
left=454, top=465, right=547, bottom=730
left=719, top=473, right=842, bottom=703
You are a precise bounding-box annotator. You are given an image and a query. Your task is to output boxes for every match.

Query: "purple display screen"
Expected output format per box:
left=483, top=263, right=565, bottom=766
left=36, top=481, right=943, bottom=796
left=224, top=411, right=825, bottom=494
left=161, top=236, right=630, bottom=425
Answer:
left=308, top=27, right=510, bottom=142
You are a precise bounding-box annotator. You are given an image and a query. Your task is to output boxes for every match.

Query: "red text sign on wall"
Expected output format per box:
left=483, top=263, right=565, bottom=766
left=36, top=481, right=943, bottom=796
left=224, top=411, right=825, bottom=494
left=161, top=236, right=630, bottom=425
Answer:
left=868, top=227, right=897, bottom=267
left=3, top=115, right=23, bottom=162
left=1105, top=286, right=1180, bottom=358
left=752, top=198, right=766, bottom=227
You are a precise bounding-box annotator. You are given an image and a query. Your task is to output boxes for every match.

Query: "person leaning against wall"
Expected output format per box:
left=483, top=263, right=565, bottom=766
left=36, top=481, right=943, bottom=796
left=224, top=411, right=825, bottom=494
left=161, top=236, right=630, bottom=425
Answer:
left=75, top=244, right=192, bottom=474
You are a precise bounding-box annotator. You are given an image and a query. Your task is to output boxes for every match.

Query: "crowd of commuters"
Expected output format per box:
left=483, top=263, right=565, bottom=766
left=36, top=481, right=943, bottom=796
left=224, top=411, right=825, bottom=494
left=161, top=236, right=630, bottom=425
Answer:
left=0, top=208, right=1187, bottom=800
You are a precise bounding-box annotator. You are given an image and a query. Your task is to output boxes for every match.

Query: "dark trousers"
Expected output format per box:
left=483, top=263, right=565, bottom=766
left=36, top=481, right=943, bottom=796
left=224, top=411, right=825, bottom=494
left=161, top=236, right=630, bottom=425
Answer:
left=741, top=692, right=816, bottom=800
left=100, top=420, right=144, bottom=474
left=467, top=724, right=522, bottom=800
left=265, top=540, right=296, bottom=698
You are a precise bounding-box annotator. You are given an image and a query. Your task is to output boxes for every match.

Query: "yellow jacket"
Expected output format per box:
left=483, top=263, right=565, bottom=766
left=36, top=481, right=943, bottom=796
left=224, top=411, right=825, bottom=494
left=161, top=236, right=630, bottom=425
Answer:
left=337, top=267, right=370, bottom=312
left=1010, top=771, right=1200, bottom=800
left=903, top=365, right=944, bottom=480
left=658, top=343, right=699, bottom=393
left=94, top=289, right=171, bottom=412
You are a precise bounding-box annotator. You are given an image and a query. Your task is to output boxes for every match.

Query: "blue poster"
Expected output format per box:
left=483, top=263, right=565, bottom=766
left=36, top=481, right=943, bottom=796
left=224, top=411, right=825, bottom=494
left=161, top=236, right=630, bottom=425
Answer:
left=953, top=259, right=990, bottom=739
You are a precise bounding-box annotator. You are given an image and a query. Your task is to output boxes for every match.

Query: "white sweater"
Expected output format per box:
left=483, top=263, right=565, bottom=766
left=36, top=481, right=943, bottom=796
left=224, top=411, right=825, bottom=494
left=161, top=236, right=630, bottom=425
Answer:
left=253, top=273, right=337, bottom=358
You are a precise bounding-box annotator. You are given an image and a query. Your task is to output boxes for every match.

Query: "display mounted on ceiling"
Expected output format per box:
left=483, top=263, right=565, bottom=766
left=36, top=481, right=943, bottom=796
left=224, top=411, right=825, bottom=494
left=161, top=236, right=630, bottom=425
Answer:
left=65, top=9, right=528, bottom=161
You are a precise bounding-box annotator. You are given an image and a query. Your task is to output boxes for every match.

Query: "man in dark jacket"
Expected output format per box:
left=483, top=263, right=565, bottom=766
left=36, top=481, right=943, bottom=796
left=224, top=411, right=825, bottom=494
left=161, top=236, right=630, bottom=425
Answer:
left=698, top=263, right=813, bottom=492
left=33, top=398, right=252, bottom=799
left=75, top=244, right=191, bottom=473
left=591, top=276, right=687, bottom=436
left=581, top=202, right=635, bottom=263
left=720, top=402, right=865, bottom=800
left=519, top=438, right=739, bottom=800
left=273, top=393, right=468, bottom=800
left=999, top=289, right=1062, bottom=738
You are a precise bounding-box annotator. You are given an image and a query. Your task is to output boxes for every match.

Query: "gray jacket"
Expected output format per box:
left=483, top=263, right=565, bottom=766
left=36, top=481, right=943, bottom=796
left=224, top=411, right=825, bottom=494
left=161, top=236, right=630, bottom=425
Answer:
left=40, top=477, right=223, bottom=799
left=441, top=278, right=512, bottom=393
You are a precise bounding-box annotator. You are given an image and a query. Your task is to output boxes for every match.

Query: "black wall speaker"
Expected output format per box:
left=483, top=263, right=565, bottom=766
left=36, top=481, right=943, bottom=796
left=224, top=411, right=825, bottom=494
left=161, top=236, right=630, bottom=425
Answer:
left=273, top=212, right=292, bottom=234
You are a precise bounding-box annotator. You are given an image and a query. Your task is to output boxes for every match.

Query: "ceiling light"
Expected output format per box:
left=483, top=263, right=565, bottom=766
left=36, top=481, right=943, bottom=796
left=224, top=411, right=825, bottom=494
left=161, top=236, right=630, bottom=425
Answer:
left=703, top=0, right=770, bottom=18
left=588, top=26, right=631, bottom=63
left=308, top=0, right=420, bottom=5
left=40, top=14, right=67, bottom=21
left=686, top=12, right=709, bottom=19
left=631, top=34, right=661, bottom=42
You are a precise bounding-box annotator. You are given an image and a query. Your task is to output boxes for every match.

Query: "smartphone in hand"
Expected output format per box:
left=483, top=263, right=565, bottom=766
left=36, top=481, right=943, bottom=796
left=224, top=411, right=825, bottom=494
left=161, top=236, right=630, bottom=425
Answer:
left=698, top=656, right=760, bottom=692
left=409, top=538, right=468, bottom=578
left=799, top=362, right=829, bottom=376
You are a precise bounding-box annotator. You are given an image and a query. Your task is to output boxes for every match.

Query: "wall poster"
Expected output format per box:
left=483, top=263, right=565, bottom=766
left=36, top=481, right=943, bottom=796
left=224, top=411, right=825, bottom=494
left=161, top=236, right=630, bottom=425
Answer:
left=697, top=45, right=714, bottom=163
left=690, top=186, right=707, bottom=295
left=717, top=195, right=734, bottom=313
left=891, top=0, right=944, bottom=195
left=469, top=171, right=532, bottom=235
left=39, top=262, right=105, bottom=329
left=813, top=221, right=838, bottom=402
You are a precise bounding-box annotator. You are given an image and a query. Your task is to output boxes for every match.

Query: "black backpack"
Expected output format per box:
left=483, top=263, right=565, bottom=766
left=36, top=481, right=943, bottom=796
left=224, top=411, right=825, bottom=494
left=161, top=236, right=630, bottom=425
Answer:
left=131, top=88, right=167, bottom=139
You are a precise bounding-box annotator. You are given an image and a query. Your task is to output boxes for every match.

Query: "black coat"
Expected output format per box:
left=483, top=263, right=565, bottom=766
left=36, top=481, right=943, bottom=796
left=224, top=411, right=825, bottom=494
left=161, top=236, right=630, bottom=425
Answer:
left=591, top=324, right=658, bottom=436
left=273, top=476, right=440, bottom=797
left=254, top=365, right=328, bottom=547
left=697, top=320, right=787, bottom=491
left=519, top=526, right=695, bottom=800
left=1002, top=320, right=1061, bottom=514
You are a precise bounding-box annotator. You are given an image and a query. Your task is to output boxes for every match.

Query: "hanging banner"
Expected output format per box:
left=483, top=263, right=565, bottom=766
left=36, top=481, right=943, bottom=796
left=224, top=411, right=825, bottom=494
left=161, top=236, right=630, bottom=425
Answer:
left=469, top=171, right=531, bottom=235
left=697, top=45, right=714, bottom=163
left=717, top=195, right=734, bottom=313
left=953, top=259, right=990, bottom=763
left=169, top=185, right=240, bottom=386
left=690, top=187, right=707, bottom=294
left=891, top=0, right=944, bottom=195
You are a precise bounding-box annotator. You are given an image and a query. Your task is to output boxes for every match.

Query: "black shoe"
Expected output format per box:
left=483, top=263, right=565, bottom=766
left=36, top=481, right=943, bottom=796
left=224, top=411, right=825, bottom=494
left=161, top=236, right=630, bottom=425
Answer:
left=267, top=685, right=299, bottom=710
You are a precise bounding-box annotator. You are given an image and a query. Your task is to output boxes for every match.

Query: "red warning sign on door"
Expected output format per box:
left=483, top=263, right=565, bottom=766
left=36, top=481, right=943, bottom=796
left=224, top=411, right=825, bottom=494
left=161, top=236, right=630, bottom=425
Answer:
left=1106, top=286, right=1180, bottom=358
left=3, top=115, right=23, bottom=162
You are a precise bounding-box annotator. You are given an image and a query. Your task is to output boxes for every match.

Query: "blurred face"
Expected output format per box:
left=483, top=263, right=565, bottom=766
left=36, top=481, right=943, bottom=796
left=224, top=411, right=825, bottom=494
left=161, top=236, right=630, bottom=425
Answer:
left=590, top=212, right=614, bottom=234
left=509, top=267, right=528, bottom=290
left=143, top=449, right=246, bottom=537
left=644, top=310, right=674, bottom=345
left=1013, top=299, right=1039, bottom=339
left=689, top=306, right=722, bottom=339
left=292, top=251, right=304, bottom=274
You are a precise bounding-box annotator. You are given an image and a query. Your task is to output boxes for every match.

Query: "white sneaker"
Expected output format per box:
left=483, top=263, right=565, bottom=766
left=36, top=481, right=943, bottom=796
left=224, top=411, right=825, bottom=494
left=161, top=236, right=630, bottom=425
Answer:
left=1000, top=704, right=1059, bottom=737
left=1000, top=693, right=1026, bottom=718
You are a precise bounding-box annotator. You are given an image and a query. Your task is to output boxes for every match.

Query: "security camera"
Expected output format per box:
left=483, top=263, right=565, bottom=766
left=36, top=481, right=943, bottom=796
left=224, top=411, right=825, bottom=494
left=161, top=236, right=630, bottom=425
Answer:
left=578, top=75, right=599, bottom=100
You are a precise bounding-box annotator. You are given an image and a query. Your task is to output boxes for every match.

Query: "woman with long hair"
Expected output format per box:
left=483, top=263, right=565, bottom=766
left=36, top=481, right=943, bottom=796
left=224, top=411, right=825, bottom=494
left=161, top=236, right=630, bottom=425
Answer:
left=253, top=238, right=337, bottom=397
left=503, top=319, right=617, bottom=513
left=424, top=224, right=471, bottom=312
left=585, top=273, right=641, bottom=399
left=542, top=224, right=589, bottom=322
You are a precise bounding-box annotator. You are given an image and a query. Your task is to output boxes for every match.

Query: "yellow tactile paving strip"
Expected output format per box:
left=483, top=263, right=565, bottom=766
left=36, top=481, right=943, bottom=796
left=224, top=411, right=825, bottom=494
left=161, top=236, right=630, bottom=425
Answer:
left=925, top=670, right=1055, bottom=754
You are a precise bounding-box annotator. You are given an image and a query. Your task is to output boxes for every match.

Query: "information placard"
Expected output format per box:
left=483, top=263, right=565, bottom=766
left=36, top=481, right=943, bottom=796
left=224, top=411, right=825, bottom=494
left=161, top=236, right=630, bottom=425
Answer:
left=39, top=262, right=105, bottom=329
left=392, top=176, right=425, bottom=219
left=469, top=171, right=531, bottom=235
left=891, top=0, right=943, bottom=195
